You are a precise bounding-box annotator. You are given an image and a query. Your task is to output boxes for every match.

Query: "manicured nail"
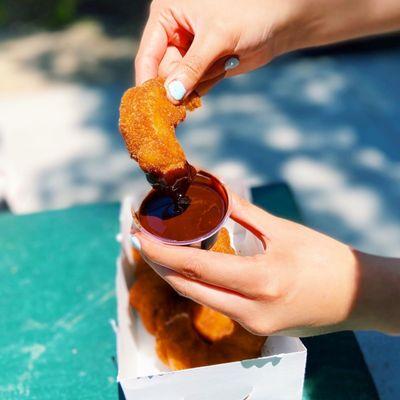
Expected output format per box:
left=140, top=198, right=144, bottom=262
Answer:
left=130, top=235, right=141, bottom=251
left=167, top=80, right=186, bottom=101
left=224, top=57, right=240, bottom=71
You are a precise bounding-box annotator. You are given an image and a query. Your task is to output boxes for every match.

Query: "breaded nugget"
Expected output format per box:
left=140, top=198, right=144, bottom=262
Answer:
left=208, top=323, right=266, bottom=365
left=191, top=305, right=235, bottom=342
left=119, top=78, right=200, bottom=192
left=129, top=262, right=183, bottom=334
left=191, top=228, right=236, bottom=341
left=156, top=313, right=208, bottom=370
left=210, top=227, right=236, bottom=254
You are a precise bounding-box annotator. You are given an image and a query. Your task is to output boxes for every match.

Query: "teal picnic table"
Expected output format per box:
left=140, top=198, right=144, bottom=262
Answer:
left=0, top=183, right=379, bottom=399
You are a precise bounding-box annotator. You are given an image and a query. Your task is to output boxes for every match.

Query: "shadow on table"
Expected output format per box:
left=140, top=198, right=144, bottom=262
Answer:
left=303, top=333, right=379, bottom=400
left=118, top=383, right=126, bottom=400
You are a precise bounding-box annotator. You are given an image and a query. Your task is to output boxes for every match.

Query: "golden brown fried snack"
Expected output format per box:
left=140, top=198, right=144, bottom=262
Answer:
left=156, top=313, right=208, bottom=370
left=129, top=228, right=266, bottom=370
left=119, top=78, right=201, bottom=192
left=210, top=227, right=236, bottom=255
left=191, top=305, right=235, bottom=342
left=207, top=324, right=266, bottom=365
left=129, top=261, right=185, bottom=335
left=191, top=228, right=236, bottom=342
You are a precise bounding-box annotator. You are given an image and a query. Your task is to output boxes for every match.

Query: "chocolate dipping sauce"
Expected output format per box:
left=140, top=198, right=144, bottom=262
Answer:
left=138, top=171, right=228, bottom=242
left=145, top=162, right=197, bottom=203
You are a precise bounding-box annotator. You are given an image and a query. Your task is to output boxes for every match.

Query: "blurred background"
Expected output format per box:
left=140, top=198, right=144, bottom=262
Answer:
left=0, top=1, right=399, bottom=398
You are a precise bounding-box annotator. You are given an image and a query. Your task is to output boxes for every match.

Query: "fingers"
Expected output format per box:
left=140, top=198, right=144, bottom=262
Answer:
left=149, top=262, right=251, bottom=321
left=160, top=52, right=239, bottom=96
left=229, top=191, right=278, bottom=247
left=158, top=45, right=183, bottom=80
left=136, top=232, right=263, bottom=298
left=164, top=33, right=225, bottom=102
left=135, top=17, right=168, bottom=85
left=196, top=74, right=225, bottom=96
left=200, top=55, right=240, bottom=83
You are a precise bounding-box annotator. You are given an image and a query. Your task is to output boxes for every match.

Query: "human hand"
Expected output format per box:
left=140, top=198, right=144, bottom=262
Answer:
left=135, top=0, right=400, bottom=102
left=132, top=191, right=370, bottom=337
left=135, top=0, right=297, bottom=101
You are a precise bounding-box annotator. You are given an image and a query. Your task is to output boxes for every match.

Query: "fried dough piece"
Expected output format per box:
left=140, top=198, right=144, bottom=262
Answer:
left=207, top=323, right=266, bottom=365
left=191, top=228, right=236, bottom=341
left=210, top=227, right=236, bottom=255
left=191, top=305, right=235, bottom=342
left=119, top=78, right=201, bottom=192
left=130, top=262, right=185, bottom=334
left=156, top=313, right=208, bottom=370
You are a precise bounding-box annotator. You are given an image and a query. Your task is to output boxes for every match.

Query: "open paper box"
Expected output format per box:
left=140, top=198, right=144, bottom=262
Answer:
left=116, top=182, right=307, bottom=400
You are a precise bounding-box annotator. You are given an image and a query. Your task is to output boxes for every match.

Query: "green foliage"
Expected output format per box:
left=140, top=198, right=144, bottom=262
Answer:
left=0, top=0, right=149, bottom=29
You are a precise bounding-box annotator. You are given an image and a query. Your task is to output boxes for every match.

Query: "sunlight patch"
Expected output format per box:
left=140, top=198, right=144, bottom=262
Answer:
left=264, top=126, right=302, bottom=151
left=281, top=157, right=344, bottom=189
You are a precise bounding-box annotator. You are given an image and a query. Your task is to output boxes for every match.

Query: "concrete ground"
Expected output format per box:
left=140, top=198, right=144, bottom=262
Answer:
left=1, top=21, right=399, bottom=399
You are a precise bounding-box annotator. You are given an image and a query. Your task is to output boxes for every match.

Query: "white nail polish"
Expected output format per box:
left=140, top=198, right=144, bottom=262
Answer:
left=167, top=80, right=186, bottom=101
left=131, top=235, right=141, bottom=251
left=225, top=57, right=240, bottom=71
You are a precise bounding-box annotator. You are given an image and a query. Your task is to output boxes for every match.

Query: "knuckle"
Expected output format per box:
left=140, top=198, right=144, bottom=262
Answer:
left=245, top=255, right=268, bottom=299
left=182, top=55, right=204, bottom=79
left=174, top=278, right=191, bottom=299
left=245, top=319, right=278, bottom=336
left=265, top=278, right=284, bottom=300
left=182, top=255, right=203, bottom=280
left=249, top=255, right=285, bottom=301
left=159, top=60, right=179, bottom=78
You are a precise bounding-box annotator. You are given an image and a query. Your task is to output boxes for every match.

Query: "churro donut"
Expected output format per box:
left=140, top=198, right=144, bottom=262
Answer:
left=119, top=78, right=201, bottom=193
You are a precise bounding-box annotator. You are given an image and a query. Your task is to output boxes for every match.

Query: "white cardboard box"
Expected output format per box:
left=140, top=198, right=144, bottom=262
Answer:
left=115, top=183, right=307, bottom=400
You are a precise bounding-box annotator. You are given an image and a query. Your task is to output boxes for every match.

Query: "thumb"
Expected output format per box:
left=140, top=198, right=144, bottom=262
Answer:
left=165, top=33, right=223, bottom=102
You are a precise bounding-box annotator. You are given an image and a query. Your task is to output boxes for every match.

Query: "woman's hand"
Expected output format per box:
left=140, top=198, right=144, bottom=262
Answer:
left=135, top=0, right=297, bottom=100
left=133, top=191, right=400, bottom=337
left=134, top=191, right=357, bottom=338
left=135, top=0, right=400, bottom=102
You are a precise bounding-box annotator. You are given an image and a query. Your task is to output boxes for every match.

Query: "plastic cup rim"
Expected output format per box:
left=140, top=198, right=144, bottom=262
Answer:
left=132, top=171, right=231, bottom=246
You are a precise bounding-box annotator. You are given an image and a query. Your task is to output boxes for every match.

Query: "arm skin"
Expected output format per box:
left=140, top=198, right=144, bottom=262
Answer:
left=135, top=0, right=400, bottom=100
left=351, top=252, right=400, bottom=335
left=290, top=0, right=400, bottom=52
left=134, top=192, right=400, bottom=337
left=133, top=1, right=400, bottom=336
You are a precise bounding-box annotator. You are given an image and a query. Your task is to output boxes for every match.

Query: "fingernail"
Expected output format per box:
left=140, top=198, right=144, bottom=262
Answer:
left=224, top=57, right=240, bottom=71
left=167, top=80, right=186, bottom=101
left=130, top=235, right=141, bottom=251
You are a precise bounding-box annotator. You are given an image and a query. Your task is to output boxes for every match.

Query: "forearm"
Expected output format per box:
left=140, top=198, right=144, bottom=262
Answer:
left=282, top=0, right=400, bottom=53
left=351, top=251, right=400, bottom=334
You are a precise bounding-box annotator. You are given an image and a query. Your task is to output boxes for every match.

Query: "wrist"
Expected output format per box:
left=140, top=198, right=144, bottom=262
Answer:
left=349, top=251, right=400, bottom=334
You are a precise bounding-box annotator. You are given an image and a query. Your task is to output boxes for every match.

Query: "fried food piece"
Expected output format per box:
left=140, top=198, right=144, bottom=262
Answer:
left=210, top=227, right=236, bottom=254
left=131, top=249, right=149, bottom=277
left=119, top=78, right=201, bottom=192
left=191, top=228, right=236, bottom=341
left=191, top=305, right=235, bottom=342
left=156, top=313, right=208, bottom=370
left=129, top=262, right=185, bottom=334
left=208, top=323, right=266, bottom=365
left=129, top=228, right=266, bottom=371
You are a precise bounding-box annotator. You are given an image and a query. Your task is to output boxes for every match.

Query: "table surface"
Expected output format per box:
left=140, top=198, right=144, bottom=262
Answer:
left=0, top=183, right=379, bottom=399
